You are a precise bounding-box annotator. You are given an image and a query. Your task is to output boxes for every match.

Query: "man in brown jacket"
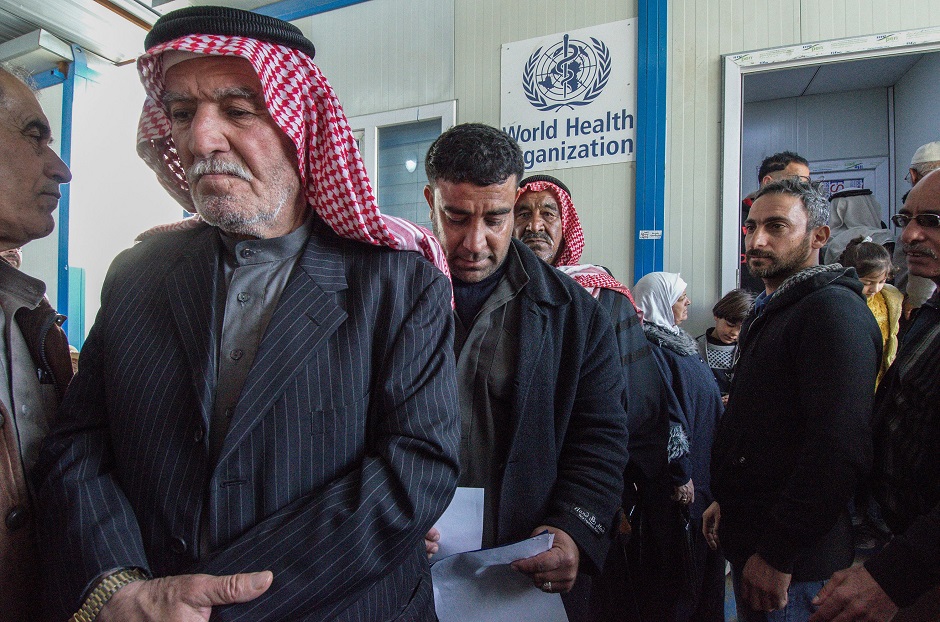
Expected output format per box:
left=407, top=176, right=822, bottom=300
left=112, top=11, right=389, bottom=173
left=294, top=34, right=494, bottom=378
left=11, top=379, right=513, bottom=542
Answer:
left=0, top=66, right=73, bottom=621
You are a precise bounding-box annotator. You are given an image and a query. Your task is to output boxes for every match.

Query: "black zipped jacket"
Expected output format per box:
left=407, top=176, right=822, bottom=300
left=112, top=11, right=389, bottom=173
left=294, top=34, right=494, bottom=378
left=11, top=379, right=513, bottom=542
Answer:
left=711, top=265, right=881, bottom=580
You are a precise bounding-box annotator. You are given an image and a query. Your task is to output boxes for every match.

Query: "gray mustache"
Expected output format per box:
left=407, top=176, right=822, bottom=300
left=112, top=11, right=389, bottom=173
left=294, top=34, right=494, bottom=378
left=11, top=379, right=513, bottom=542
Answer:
left=904, top=243, right=939, bottom=259
left=188, top=158, right=253, bottom=184
left=521, top=231, right=552, bottom=245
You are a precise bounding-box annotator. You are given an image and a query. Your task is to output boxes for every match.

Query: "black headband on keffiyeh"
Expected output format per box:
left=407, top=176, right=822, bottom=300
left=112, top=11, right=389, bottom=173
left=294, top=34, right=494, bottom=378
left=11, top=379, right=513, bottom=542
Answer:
left=518, top=175, right=638, bottom=311
left=135, top=6, right=448, bottom=277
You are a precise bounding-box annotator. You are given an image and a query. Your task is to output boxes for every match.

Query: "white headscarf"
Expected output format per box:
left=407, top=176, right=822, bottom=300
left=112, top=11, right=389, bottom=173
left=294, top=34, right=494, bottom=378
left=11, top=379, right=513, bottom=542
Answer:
left=633, top=272, right=687, bottom=334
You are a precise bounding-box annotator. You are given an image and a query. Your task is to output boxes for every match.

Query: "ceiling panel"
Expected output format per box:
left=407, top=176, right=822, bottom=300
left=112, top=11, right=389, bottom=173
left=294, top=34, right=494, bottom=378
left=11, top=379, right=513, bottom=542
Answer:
left=0, top=6, right=40, bottom=42
left=803, top=54, right=923, bottom=95
left=0, top=0, right=275, bottom=66
left=743, top=66, right=818, bottom=103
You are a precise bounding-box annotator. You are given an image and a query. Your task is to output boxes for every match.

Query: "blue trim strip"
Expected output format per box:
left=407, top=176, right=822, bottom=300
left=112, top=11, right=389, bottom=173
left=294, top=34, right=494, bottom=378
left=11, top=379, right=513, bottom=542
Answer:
left=54, top=45, right=87, bottom=337
left=254, top=0, right=371, bottom=21
left=33, top=68, right=67, bottom=90
left=634, top=0, right=667, bottom=282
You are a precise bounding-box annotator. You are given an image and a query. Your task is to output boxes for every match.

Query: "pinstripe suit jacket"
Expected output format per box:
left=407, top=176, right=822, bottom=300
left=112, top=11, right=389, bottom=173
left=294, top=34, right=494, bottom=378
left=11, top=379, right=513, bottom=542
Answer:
left=35, top=220, right=460, bottom=621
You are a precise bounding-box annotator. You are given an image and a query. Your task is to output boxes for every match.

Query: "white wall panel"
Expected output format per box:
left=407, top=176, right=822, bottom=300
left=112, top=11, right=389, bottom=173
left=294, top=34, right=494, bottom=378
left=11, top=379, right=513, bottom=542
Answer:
left=454, top=0, right=637, bottom=285
left=292, top=0, right=455, bottom=119
left=668, top=0, right=940, bottom=337
left=894, top=52, right=940, bottom=199
left=741, top=88, right=889, bottom=197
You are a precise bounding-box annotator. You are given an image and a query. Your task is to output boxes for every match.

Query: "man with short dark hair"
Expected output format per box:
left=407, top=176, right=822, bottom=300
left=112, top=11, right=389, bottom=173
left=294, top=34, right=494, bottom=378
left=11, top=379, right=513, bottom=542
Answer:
left=706, top=178, right=881, bottom=620
left=512, top=173, right=671, bottom=621
left=424, top=124, right=629, bottom=621
left=810, top=169, right=940, bottom=622
left=741, top=151, right=812, bottom=293
left=0, top=66, right=73, bottom=622
left=756, top=151, right=811, bottom=187
left=35, top=7, right=459, bottom=621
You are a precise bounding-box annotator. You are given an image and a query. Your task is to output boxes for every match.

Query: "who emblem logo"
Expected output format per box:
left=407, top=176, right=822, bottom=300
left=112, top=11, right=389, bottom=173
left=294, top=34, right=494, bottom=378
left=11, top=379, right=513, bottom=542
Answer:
left=523, top=34, right=611, bottom=112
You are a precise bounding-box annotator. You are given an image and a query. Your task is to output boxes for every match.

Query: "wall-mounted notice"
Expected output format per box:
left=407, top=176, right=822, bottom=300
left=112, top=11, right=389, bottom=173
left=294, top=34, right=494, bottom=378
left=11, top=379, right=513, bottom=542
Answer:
left=501, top=19, right=637, bottom=173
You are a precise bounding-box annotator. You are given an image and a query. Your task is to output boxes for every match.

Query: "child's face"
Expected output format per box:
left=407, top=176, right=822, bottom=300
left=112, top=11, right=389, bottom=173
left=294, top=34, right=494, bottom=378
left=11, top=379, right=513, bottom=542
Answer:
left=859, top=269, right=888, bottom=298
left=713, top=317, right=742, bottom=344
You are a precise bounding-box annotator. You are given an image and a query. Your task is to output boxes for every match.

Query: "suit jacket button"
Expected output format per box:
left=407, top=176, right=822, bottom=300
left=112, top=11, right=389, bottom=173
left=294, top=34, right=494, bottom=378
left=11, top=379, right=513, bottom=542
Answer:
left=170, top=536, right=187, bottom=555
left=737, top=456, right=746, bottom=465
left=194, top=425, right=204, bottom=443
left=5, top=505, right=27, bottom=530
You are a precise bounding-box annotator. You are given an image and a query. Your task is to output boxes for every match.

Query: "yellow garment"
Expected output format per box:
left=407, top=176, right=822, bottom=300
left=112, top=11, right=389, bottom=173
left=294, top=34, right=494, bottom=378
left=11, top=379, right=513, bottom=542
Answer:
left=868, top=291, right=889, bottom=343
left=867, top=284, right=903, bottom=387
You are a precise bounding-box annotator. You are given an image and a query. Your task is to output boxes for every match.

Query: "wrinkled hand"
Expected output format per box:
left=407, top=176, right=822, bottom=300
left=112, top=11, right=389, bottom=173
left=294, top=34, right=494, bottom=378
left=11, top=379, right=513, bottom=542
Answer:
left=741, top=553, right=791, bottom=612
left=510, top=526, right=580, bottom=594
left=99, top=571, right=273, bottom=622
left=425, top=527, right=441, bottom=558
left=673, top=479, right=695, bottom=506
left=808, top=565, right=898, bottom=622
left=702, top=501, right=721, bottom=550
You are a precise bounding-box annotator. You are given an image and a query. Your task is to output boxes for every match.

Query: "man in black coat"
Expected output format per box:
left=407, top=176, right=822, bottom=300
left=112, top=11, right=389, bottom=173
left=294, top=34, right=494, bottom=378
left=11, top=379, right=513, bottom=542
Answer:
left=706, top=178, right=881, bottom=620
left=424, top=124, right=630, bottom=622
left=512, top=173, right=671, bottom=621
left=34, top=8, right=460, bottom=621
left=810, top=169, right=940, bottom=621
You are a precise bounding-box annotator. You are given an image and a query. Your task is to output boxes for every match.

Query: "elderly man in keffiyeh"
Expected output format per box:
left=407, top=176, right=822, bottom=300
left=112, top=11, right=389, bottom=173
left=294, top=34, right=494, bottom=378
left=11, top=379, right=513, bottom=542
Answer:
left=513, top=175, right=675, bottom=620
left=34, top=6, right=460, bottom=621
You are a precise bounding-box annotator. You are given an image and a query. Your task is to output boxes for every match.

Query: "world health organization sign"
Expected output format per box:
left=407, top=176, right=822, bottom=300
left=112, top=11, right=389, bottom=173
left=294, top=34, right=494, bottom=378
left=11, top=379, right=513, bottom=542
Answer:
left=501, top=20, right=636, bottom=172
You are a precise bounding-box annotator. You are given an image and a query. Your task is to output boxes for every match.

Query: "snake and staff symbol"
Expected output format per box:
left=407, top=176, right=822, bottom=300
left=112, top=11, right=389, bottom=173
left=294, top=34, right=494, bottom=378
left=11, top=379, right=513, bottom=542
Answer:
left=523, top=33, right=611, bottom=112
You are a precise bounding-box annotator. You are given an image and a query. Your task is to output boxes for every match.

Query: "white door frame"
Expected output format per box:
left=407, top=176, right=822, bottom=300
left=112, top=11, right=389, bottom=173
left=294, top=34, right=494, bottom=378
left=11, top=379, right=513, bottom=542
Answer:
left=720, top=27, right=940, bottom=292
left=348, top=100, right=457, bottom=195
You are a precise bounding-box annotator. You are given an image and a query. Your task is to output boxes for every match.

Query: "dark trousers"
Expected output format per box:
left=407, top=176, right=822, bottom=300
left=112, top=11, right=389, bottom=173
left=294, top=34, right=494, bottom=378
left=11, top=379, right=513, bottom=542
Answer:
left=590, top=486, right=725, bottom=622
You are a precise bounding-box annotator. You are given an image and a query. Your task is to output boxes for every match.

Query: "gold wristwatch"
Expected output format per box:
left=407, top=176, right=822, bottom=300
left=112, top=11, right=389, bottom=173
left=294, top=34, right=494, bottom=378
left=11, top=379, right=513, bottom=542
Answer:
left=70, top=568, right=148, bottom=622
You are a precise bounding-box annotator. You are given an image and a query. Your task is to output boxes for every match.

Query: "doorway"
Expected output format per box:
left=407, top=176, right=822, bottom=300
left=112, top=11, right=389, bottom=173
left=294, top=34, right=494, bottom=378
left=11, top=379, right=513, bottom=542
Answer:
left=720, top=27, right=940, bottom=292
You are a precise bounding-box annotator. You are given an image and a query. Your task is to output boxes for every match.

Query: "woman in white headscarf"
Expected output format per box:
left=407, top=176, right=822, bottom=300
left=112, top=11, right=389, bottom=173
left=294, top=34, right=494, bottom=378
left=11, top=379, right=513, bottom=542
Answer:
left=632, top=271, right=725, bottom=622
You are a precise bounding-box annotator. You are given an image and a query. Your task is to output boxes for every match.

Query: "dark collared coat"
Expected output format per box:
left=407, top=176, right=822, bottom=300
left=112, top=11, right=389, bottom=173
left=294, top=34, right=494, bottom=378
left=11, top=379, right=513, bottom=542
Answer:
left=34, top=219, right=460, bottom=621
left=494, top=240, right=630, bottom=575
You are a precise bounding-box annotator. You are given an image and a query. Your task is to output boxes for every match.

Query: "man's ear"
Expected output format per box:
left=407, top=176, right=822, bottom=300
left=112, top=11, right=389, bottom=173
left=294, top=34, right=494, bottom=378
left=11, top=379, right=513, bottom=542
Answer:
left=810, top=224, right=830, bottom=249
left=424, top=184, right=435, bottom=221
left=760, top=174, right=774, bottom=187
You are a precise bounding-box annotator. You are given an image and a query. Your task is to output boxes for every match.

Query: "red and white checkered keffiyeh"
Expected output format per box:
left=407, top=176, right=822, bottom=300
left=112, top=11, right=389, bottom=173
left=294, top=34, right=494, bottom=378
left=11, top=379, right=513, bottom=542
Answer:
left=522, top=180, right=638, bottom=312
left=135, top=34, right=448, bottom=278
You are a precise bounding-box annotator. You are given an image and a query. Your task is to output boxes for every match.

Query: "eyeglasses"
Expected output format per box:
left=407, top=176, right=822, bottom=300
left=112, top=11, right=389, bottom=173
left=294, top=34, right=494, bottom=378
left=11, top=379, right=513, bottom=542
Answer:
left=891, top=213, right=940, bottom=228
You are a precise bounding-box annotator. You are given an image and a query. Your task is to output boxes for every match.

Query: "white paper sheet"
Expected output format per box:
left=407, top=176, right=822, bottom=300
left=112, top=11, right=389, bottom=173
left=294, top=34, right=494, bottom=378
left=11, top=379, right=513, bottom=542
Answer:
left=432, top=487, right=485, bottom=559
left=431, top=532, right=569, bottom=622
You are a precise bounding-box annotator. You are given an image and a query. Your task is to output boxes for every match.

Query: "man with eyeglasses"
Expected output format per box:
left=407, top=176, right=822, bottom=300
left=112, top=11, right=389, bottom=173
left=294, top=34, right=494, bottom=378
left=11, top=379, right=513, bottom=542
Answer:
left=811, top=169, right=940, bottom=622
left=894, top=141, right=940, bottom=321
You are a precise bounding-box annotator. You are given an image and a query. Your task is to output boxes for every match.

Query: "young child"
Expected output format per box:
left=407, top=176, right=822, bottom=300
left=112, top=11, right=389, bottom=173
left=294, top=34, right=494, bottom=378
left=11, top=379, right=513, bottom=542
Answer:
left=696, top=288, right=753, bottom=399
left=839, top=236, right=902, bottom=387
left=839, top=236, right=901, bottom=551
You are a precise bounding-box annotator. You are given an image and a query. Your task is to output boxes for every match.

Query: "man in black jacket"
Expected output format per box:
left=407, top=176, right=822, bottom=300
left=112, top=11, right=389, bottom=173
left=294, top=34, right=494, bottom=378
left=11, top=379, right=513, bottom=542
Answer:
left=705, top=178, right=881, bottom=620
left=424, top=124, right=630, bottom=622
left=512, top=173, right=670, bottom=621
left=810, top=169, right=940, bottom=621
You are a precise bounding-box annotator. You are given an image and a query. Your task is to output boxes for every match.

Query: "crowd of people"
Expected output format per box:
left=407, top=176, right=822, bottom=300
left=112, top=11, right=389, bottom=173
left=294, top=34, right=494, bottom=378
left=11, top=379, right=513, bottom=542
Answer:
left=0, top=6, right=938, bottom=622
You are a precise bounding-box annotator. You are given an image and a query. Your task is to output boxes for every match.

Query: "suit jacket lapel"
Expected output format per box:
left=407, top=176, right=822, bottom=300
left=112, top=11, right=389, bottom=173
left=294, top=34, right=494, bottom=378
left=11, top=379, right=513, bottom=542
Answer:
left=167, top=226, right=219, bottom=431
left=217, top=231, right=348, bottom=465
